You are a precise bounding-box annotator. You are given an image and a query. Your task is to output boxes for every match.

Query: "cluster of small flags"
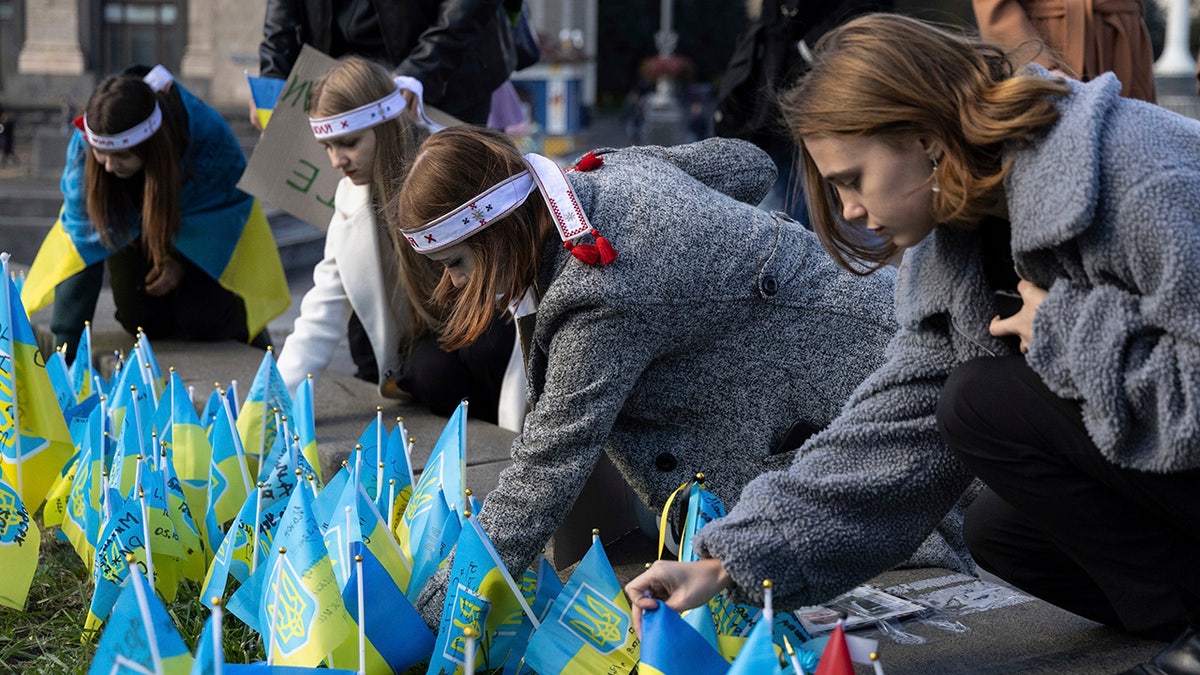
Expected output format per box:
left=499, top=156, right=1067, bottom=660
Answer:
left=0, top=250, right=886, bottom=674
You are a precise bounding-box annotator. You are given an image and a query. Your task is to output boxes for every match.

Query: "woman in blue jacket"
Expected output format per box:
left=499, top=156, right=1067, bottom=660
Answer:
left=23, top=66, right=289, bottom=361
left=627, top=14, right=1200, bottom=670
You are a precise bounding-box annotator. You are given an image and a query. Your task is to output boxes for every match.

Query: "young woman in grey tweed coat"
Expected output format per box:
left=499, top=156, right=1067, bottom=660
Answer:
left=391, top=125, right=975, bottom=626
left=628, top=13, right=1200, bottom=666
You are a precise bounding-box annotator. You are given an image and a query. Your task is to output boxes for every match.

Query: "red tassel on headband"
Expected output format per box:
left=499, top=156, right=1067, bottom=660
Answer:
left=73, top=115, right=86, bottom=132
left=564, top=151, right=618, bottom=266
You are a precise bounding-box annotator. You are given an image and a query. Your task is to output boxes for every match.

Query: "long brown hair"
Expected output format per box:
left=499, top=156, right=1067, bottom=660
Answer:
left=394, top=127, right=552, bottom=350
left=781, top=13, right=1070, bottom=273
left=309, top=56, right=437, bottom=334
left=83, top=74, right=182, bottom=270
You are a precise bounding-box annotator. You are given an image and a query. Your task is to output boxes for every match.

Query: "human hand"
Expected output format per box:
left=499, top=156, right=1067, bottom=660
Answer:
left=144, top=257, right=183, bottom=296
left=248, top=98, right=263, bottom=132
left=989, top=279, right=1047, bottom=354
left=623, top=558, right=731, bottom=637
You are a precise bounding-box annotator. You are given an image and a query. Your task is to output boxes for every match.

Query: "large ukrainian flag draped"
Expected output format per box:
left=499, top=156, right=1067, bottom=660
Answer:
left=0, top=253, right=74, bottom=513
left=19, top=80, right=289, bottom=342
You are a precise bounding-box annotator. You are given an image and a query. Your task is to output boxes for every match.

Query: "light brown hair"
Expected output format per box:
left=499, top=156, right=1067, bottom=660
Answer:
left=781, top=13, right=1071, bottom=273
left=394, top=126, right=552, bottom=350
left=309, top=56, right=437, bottom=334
left=83, top=74, right=182, bottom=270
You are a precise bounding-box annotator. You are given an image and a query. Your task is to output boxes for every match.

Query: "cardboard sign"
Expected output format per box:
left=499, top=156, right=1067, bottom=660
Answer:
left=238, top=45, right=462, bottom=230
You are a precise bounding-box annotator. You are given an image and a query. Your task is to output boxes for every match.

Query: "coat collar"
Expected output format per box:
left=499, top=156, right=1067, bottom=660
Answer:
left=1005, top=70, right=1122, bottom=255
left=334, top=177, right=372, bottom=218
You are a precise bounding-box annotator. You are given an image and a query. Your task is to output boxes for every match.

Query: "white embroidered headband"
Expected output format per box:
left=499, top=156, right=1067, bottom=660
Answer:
left=404, top=151, right=617, bottom=266
left=82, top=65, right=174, bottom=150
left=309, top=75, right=439, bottom=140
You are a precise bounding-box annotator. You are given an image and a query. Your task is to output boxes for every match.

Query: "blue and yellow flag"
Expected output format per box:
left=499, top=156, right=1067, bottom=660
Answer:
left=727, top=613, right=783, bottom=675
left=258, top=478, right=352, bottom=667
left=247, top=75, right=286, bottom=129
left=291, top=374, right=321, bottom=482
left=157, top=450, right=209, bottom=580
left=404, top=483, right=460, bottom=604
left=200, top=459, right=294, bottom=603
left=395, top=402, right=467, bottom=593
left=87, top=491, right=150, bottom=632
left=427, top=514, right=536, bottom=675
left=523, top=536, right=640, bottom=674
left=379, top=418, right=414, bottom=524
left=324, top=477, right=411, bottom=593
left=88, top=565, right=194, bottom=675
left=494, top=553, right=562, bottom=674
left=639, top=599, right=728, bottom=675
left=679, top=479, right=727, bottom=562
left=154, top=369, right=213, bottom=517
left=0, top=476, right=40, bottom=609
left=237, top=350, right=294, bottom=474
left=331, top=540, right=433, bottom=674
left=44, top=345, right=77, bottom=414
left=61, top=406, right=104, bottom=567
left=198, top=383, right=224, bottom=432
left=0, top=254, right=74, bottom=513
left=207, top=390, right=252, bottom=530
left=69, top=321, right=98, bottom=402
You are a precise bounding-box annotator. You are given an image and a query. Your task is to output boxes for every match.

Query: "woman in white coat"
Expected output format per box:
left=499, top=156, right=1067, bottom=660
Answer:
left=276, top=56, right=525, bottom=429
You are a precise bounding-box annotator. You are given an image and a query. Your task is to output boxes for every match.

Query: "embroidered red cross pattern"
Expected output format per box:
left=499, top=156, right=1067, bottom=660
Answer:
left=340, top=120, right=350, bottom=129
left=461, top=202, right=493, bottom=227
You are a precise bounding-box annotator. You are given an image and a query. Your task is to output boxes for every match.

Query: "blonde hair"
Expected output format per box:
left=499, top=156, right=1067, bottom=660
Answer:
left=83, top=74, right=182, bottom=270
left=782, top=13, right=1071, bottom=273
left=394, top=127, right=551, bottom=350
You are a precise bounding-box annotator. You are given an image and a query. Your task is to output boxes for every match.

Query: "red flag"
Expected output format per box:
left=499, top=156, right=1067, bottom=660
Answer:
left=815, top=622, right=855, bottom=675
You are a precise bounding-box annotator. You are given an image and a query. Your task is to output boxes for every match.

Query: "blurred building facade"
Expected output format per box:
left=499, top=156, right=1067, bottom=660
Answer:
left=3, top=0, right=262, bottom=109
left=1, top=0, right=597, bottom=111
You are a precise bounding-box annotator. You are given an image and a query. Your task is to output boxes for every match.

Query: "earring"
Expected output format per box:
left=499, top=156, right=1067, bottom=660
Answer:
left=930, top=155, right=941, bottom=193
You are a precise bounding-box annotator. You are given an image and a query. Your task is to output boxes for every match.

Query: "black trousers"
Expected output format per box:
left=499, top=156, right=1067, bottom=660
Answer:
left=52, top=248, right=268, bottom=364
left=937, top=355, right=1200, bottom=640
left=398, top=313, right=515, bottom=426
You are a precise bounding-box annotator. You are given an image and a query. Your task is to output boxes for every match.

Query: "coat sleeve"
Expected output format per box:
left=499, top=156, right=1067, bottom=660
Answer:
left=275, top=229, right=353, bottom=393
left=259, top=0, right=305, bottom=79
left=393, top=0, right=505, bottom=105
left=616, top=138, right=777, bottom=207
left=692, top=324, right=975, bottom=611
left=415, top=300, right=665, bottom=625
left=1026, top=171, right=1200, bottom=473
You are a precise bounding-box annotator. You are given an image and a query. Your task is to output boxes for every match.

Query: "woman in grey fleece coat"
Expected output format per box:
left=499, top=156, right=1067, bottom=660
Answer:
left=628, top=13, right=1200, bottom=665
left=391, top=125, right=970, bottom=626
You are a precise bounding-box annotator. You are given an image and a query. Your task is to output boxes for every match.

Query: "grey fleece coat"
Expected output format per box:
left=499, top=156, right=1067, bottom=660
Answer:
left=695, top=72, right=1200, bottom=611
left=416, top=138, right=906, bottom=623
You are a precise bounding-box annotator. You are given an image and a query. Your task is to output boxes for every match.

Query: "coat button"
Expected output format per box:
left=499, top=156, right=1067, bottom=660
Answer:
left=760, top=274, right=779, bottom=297
left=654, top=453, right=677, bottom=472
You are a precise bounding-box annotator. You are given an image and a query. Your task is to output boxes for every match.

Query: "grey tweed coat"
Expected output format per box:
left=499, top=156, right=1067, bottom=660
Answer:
left=696, top=72, right=1200, bottom=610
left=416, top=138, right=910, bottom=623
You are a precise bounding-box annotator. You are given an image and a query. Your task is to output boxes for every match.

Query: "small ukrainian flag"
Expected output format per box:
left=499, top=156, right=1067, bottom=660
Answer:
left=247, top=74, right=286, bottom=129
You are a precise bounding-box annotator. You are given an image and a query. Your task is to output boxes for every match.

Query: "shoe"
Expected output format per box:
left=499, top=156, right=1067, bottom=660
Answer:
left=1119, top=627, right=1200, bottom=675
